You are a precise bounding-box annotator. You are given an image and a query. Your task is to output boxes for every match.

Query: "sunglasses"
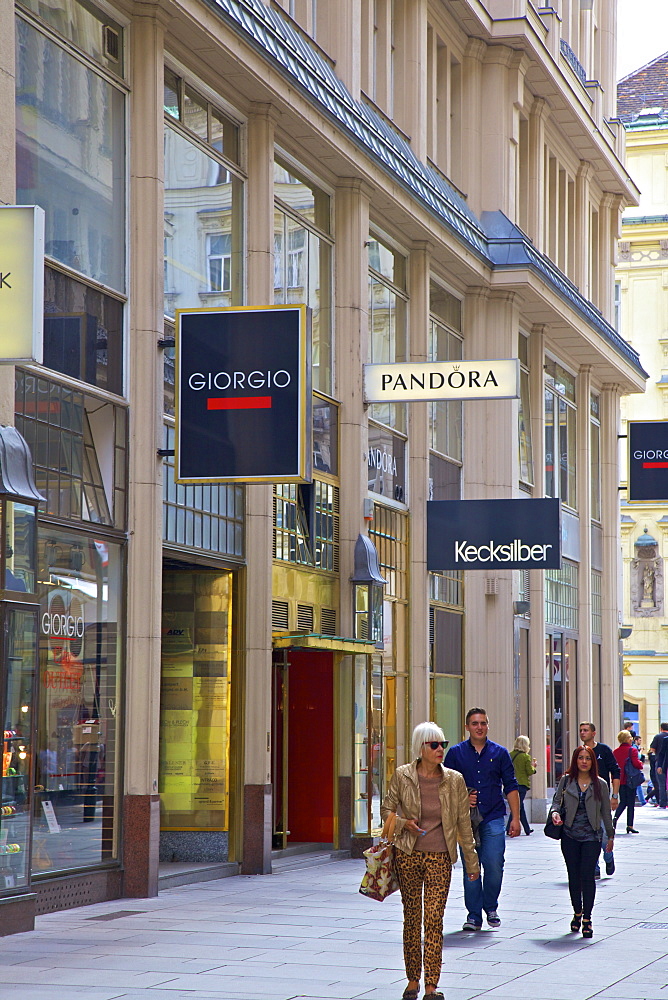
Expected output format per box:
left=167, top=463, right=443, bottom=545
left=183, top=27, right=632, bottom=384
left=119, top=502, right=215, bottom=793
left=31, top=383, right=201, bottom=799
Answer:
left=424, top=741, right=448, bottom=750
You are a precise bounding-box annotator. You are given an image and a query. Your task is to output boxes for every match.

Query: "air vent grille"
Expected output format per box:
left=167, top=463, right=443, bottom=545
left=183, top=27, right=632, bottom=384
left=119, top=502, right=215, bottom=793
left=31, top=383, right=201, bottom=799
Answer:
left=297, top=604, right=314, bottom=632
left=320, top=608, right=336, bottom=635
left=272, top=600, right=289, bottom=630
left=103, top=25, right=120, bottom=62
left=429, top=606, right=435, bottom=645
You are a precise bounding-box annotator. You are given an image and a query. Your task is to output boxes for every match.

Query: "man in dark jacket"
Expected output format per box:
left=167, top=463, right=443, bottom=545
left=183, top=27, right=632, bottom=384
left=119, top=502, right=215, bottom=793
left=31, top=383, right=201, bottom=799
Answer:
left=650, top=723, right=668, bottom=808
left=579, top=722, right=620, bottom=876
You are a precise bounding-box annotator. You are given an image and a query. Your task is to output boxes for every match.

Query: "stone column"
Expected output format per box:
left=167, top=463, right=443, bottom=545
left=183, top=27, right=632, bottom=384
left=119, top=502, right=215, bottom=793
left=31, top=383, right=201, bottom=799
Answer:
left=600, top=384, right=623, bottom=735
left=123, top=6, right=167, bottom=898
left=575, top=162, right=592, bottom=297
left=577, top=366, right=593, bottom=722
left=0, top=1, right=16, bottom=421
left=408, top=244, right=431, bottom=725
left=241, top=106, right=276, bottom=875
left=528, top=325, right=548, bottom=816
left=598, top=193, right=615, bottom=322
left=462, top=289, right=520, bottom=751
left=335, top=178, right=371, bottom=852
left=393, top=0, right=427, bottom=159
left=527, top=99, right=547, bottom=252
left=461, top=39, right=485, bottom=216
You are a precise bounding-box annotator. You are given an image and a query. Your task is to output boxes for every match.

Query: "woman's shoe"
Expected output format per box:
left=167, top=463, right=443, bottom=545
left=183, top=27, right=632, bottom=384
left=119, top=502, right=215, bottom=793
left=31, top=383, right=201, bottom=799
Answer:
left=570, top=913, right=582, bottom=932
left=582, top=919, right=593, bottom=938
left=627, top=827, right=639, bottom=833
left=401, top=988, right=419, bottom=1000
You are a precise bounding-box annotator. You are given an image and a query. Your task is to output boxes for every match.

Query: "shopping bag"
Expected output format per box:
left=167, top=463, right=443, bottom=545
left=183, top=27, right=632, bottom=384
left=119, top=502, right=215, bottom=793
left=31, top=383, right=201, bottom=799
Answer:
left=359, top=813, right=399, bottom=901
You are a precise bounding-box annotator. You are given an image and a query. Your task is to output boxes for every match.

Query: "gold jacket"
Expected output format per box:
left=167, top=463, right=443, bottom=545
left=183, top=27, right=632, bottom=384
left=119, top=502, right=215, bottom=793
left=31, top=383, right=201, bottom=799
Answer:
left=381, top=761, right=480, bottom=873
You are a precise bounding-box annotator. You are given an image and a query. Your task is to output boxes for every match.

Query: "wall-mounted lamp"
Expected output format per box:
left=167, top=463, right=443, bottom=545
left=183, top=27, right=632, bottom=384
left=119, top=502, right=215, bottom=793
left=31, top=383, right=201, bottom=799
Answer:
left=513, top=600, right=530, bottom=616
left=351, top=534, right=386, bottom=647
left=619, top=626, right=633, bottom=639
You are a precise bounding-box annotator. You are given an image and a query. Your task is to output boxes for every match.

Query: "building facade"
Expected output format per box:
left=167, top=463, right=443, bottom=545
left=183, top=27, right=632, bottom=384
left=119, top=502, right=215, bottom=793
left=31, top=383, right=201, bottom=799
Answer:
left=617, top=55, right=668, bottom=741
left=0, top=0, right=645, bottom=933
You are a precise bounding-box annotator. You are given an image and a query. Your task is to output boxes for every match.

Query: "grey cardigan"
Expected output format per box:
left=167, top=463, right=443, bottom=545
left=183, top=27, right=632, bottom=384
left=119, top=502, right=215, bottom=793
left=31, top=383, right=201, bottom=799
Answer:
left=550, top=775, right=614, bottom=839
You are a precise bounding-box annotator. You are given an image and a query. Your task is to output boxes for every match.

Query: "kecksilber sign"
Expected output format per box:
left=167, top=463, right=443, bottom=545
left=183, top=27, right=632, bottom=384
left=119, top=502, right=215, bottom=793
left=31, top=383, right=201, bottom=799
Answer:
left=175, top=305, right=311, bottom=483
left=0, top=205, right=44, bottom=363
left=427, top=498, right=561, bottom=571
left=363, top=359, right=519, bottom=403
left=628, top=421, right=668, bottom=502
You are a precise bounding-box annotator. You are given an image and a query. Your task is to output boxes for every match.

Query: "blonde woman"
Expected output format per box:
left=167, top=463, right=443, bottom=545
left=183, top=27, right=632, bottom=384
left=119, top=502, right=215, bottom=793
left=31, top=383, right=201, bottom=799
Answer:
left=507, top=736, right=536, bottom=836
left=381, top=722, right=480, bottom=1000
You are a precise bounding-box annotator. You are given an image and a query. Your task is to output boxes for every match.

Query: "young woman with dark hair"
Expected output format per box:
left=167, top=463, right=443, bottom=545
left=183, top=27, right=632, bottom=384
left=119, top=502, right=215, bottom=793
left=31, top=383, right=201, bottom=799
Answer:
left=550, top=746, right=614, bottom=938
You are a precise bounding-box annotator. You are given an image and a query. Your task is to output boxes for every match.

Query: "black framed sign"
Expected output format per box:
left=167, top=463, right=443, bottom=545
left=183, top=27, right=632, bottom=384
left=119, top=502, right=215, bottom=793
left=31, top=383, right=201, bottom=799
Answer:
left=427, top=498, right=561, bottom=571
left=628, top=421, right=668, bottom=502
left=175, top=305, right=311, bottom=483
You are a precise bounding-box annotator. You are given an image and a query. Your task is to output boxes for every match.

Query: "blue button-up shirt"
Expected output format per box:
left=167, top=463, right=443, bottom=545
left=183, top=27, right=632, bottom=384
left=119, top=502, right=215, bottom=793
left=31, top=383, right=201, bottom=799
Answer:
left=445, top=738, right=519, bottom=823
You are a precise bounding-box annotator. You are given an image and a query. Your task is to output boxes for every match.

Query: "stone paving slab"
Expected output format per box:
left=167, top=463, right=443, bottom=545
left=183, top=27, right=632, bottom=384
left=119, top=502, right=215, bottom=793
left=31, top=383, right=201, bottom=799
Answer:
left=4, top=804, right=668, bottom=999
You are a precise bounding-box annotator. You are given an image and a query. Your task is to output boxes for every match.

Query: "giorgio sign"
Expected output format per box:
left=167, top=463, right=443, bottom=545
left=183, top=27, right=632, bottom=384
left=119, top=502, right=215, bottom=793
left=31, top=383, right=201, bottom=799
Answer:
left=427, top=498, right=561, bottom=571
left=628, top=421, right=668, bottom=502
left=176, top=306, right=311, bottom=483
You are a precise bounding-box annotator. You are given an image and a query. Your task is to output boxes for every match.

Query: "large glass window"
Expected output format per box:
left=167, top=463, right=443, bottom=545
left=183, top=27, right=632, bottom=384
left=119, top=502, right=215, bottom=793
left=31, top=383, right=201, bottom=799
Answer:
left=16, top=16, right=126, bottom=293
left=429, top=283, right=462, bottom=462
left=368, top=236, right=407, bottom=433
left=545, top=359, right=577, bottom=509
left=274, top=159, right=332, bottom=394
left=17, top=0, right=125, bottom=78
left=545, top=560, right=579, bottom=631
left=15, top=371, right=127, bottom=530
left=34, top=529, right=123, bottom=873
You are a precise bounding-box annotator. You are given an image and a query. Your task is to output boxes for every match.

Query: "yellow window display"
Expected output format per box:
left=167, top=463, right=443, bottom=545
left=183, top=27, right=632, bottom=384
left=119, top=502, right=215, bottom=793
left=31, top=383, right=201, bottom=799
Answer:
left=160, top=571, right=232, bottom=831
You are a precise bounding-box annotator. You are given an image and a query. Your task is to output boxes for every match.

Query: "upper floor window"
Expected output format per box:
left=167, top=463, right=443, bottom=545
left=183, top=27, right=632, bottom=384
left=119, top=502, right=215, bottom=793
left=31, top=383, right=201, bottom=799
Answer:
left=18, top=0, right=124, bottom=78
left=368, top=235, right=407, bottom=433
left=429, top=282, right=462, bottom=463
left=274, top=158, right=332, bottom=394
left=545, top=359, right=576, bottom=510
left=590, top=392, right=601, bottom=523
left=163, top=70, right=244, bottom=322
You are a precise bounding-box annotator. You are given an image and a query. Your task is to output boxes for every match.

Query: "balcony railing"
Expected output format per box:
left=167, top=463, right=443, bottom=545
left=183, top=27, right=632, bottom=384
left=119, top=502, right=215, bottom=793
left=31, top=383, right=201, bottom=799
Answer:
left=560, top=38, right=587, bottom=85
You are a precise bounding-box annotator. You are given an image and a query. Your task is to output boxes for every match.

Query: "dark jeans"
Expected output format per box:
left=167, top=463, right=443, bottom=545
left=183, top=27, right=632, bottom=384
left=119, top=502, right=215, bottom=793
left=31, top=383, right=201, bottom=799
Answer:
left=614, top=784, right=636, bottom=828
left=560, top=835, right=601, bottom=919
left=506, top=785, right=531, bottom=835
left=658, top=769, right=668, bottom=808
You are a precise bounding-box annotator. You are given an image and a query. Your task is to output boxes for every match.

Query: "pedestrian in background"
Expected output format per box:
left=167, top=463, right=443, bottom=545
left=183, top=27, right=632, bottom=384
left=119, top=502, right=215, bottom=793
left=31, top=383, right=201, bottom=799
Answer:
left=507, top=736, right=535, bottom=836
left=445, top=708, right=520, bottom=931
left=381, top=722, right=480, bottom=1000
left=650, top=722, right=668, bottom=808
left=613, top=730, right=643, bottom=833
left=550, top=745, right=614, bottom=939
left=579, top=721, right=620, bottom=876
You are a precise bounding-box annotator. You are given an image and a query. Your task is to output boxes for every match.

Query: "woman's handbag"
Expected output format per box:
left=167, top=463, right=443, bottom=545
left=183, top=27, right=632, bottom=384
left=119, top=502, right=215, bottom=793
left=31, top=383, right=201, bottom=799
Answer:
left=359, top=813, right=399, bottom=902
left=625, top=755, right=645, bottom=789
left=544, top=777, right=565, bottom=840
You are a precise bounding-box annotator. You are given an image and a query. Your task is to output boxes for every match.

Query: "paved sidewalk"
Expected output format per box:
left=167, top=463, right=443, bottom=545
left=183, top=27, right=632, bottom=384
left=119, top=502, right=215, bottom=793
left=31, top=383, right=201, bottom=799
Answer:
left=3, top=805, right=668, bottom=1000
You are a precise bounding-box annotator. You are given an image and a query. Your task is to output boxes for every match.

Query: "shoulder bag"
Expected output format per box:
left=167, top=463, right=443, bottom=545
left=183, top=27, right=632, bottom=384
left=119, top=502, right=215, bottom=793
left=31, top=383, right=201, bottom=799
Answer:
left=625, top=753, right=645, bottom=790
left=359, top=812, right=400, bottom=902
left=544, top=776, right=565, bottom=840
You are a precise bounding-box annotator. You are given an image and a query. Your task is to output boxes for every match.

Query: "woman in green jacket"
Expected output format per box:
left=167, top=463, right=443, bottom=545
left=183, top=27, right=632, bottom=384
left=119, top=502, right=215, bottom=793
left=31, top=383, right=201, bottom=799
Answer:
left=506, top=736, right=536, bottom=835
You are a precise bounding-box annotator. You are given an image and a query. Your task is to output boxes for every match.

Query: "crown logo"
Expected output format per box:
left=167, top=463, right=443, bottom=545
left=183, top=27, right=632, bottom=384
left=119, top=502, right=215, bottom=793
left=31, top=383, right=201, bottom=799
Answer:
left=452, top=364, right=460, bottom=371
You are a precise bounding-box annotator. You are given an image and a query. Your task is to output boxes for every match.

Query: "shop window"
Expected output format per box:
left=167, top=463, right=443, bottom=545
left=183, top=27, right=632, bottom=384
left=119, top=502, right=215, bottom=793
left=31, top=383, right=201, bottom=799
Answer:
left=274, top=158, right=332, bottom=394
left=33, top=529, right=122, bottom=873
left=544, top=359, right=577, bottom=510
left=15, top=371, right=127, bottom=531
left=429, top=607, right=463, bottom=748
left=369, top=504, right=407, bottom=601
left=273, top=480, right=340, bottom=572
left=160, top=571, right=232, bottom=840
left=368, top=235, right=407, bottom=433
left=353, top=653, right=383, bottom=835
left=162, top=427, right=244, bottom=560
left=16, top=16, right=126, bottom=293
left=17, top=0, right=124, bottom=77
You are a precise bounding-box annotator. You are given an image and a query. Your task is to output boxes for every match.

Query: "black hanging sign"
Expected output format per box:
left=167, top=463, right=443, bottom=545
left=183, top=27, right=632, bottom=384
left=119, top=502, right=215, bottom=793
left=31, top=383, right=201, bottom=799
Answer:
left=628, top=421, right=668, bottom=502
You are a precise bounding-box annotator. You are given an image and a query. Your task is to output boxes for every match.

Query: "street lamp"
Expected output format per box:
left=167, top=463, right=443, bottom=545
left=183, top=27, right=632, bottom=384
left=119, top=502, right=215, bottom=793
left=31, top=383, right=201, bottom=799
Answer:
left=351, top=533, right=386, bottom=648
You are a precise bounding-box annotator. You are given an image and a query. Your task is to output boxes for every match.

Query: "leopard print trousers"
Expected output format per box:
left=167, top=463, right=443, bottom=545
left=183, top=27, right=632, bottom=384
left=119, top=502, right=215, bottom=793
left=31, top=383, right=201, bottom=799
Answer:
left=395, top=849, right=452, bottom=987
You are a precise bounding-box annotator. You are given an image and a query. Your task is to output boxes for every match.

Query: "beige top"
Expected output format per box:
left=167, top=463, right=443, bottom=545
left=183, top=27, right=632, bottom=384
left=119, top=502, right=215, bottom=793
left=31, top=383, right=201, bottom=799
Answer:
left=415, top=772, right=449, bottom=855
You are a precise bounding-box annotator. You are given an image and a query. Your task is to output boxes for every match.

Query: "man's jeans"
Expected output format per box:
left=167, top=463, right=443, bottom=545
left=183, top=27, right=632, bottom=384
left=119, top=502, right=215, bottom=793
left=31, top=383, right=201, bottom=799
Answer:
left=659, top=770, right=668, bottom=808
left=462, top=816, right=506, bottom=924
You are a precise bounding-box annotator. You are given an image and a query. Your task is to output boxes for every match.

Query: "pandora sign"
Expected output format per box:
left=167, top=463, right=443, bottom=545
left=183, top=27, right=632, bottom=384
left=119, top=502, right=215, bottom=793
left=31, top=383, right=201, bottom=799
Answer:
left=363, top=359, right=519, bottom=403
left=427, top=498, right=561, bottom=571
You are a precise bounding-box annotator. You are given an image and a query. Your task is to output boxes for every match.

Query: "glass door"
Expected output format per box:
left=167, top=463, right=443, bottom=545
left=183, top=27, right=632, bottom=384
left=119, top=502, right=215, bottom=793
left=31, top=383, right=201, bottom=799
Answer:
left=1, top=606, right=38, bottom=891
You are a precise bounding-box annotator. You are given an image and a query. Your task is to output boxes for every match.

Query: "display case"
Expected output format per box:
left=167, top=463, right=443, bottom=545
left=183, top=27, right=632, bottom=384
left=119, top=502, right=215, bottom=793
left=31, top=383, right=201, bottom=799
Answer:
left=1, top=608, right=37, bottom=890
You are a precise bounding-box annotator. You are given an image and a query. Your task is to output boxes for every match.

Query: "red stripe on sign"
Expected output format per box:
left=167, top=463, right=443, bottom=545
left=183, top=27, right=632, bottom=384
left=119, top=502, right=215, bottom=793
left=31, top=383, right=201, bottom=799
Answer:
left=643, top=462, right=668, bottom=469
left=207, top=396, right=272, bottom=411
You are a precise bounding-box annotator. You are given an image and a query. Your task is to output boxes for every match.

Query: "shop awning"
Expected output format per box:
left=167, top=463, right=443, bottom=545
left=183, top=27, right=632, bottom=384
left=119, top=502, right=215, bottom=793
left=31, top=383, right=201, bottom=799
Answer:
left=272, top=632, right=376, bottom=654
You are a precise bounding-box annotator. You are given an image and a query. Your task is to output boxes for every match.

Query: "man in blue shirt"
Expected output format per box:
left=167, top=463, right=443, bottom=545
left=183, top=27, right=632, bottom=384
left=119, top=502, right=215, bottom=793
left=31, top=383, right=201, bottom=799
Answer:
left=445, top=707, right=520, bottom=931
